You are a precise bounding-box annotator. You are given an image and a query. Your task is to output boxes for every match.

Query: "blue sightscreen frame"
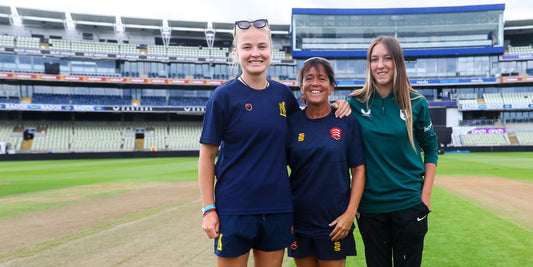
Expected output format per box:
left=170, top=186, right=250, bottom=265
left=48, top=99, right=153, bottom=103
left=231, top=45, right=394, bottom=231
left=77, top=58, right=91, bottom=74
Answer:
left=292, top=4, right=505, bottom=16
left=292, top=4, right=506, bottom=58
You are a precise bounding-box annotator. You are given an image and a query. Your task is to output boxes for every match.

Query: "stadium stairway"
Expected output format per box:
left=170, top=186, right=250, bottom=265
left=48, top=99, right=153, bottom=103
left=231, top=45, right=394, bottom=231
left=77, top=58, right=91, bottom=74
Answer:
left=508, top=134, right=518, bottom=144
left=22, top=138, right=33, bottom=151
left=135, top=137, right=143, bottom=151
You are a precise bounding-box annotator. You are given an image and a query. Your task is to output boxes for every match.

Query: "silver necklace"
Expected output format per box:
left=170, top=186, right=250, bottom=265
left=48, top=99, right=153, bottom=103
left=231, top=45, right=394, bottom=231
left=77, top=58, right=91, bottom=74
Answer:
left=239, top=76, right=269, bottom=89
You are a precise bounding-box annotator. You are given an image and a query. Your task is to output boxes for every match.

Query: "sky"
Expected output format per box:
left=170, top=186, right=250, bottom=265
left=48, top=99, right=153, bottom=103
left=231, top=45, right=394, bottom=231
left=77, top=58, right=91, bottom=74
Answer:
left=3, top=0, right=532, bottom=24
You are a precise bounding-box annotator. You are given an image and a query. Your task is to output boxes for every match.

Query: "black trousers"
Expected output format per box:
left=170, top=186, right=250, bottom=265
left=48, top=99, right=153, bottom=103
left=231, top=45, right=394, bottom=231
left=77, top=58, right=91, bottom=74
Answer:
left=357, top=202, right=430, bottom=267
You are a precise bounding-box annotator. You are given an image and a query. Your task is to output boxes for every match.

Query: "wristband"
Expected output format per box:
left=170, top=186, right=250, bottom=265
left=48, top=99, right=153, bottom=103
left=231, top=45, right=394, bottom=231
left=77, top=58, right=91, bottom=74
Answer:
left=202, top=208, right=216, bottom=217
left=201, top=204, right=216, bottom=215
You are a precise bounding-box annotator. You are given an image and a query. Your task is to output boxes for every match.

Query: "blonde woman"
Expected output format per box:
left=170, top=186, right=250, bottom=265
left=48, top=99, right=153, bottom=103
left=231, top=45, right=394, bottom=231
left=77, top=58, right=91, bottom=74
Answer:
left=198, top=19, right=351, bottom=267
left=347, top=36, right=438, bottom=267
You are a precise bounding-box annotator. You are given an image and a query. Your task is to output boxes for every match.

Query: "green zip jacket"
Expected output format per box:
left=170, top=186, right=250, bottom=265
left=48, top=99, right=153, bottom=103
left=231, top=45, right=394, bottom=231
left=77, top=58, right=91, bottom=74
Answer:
left=347, top=92, right=438, bottom=213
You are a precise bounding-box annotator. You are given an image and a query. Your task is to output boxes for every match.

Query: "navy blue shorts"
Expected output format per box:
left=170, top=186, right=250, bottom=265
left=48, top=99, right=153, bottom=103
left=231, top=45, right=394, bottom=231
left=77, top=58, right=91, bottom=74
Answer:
left=287, top=232, right=357, bottom=260
left=214, top=213, right=294, bottom=257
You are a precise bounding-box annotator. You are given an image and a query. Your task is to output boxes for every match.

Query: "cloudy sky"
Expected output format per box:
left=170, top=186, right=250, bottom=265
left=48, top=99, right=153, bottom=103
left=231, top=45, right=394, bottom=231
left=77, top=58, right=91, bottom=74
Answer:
left=3, top=0, right=531, bottom=24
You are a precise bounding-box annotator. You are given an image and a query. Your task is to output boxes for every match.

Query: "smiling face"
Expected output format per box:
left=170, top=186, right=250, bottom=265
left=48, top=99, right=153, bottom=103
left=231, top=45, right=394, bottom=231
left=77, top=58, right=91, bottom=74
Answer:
left=235, top=27, right=272, bottom=77
left=370, top=43, right=395, bottom=92
left=300, top=64, right=334, bottom=107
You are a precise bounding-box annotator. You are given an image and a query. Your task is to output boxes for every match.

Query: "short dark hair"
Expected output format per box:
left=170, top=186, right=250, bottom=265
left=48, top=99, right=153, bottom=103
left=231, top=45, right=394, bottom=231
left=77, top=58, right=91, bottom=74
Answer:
left=297, top=57, right=336, bottom=88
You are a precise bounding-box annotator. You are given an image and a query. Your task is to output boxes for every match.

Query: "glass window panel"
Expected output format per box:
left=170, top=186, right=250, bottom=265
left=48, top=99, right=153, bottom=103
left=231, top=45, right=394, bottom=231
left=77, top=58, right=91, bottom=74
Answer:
left=71, top=60, right=85, bottom=73
left=437, top=58, right=447, bottom=77
left=416, top=59, right=426, bottom=78
left=292, top=9, right=502, bottom=51
left=447, top=58, right=457, bottom=77
left=405, top=59, right=415, bottom=78
left=354, top=59, right=366, bottom=79
left=33, top=56, right=46, bottom=72
left=131, top=61, right=139, bottom=74
left=185, top=63, right=194, bottom=76
left=269, top=65, right=279, bottom=78
left=18, top=55, right=32, bottom=70
left=96, top=60, right=114, bottom=74
left=123, top=61, right=131, bottom=73
left=465, top=57, right=475, bottom=76
left=0, top=53, right=16, bottom=68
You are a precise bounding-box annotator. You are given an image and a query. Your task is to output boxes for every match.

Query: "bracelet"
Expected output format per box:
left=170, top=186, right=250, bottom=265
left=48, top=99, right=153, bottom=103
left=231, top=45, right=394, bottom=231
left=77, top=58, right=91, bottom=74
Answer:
left=202, top=208, right=216, bottom=217
left=201, top=204, right=216, bottom=215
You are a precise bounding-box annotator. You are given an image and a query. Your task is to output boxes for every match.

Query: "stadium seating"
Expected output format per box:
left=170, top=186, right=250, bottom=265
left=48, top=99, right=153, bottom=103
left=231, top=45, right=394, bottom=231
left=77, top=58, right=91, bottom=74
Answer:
left=457, top=99, right=479, bottom=106
left=49, top=38, right=71, bottom=51
left=483, top=93, right=503, bottom=104
left=502, top=92, right=533, bottom=104
left=0, top=5, right=532, bottom=154
left=31, top=93, right=71, bottom=104
left=168, top=96, right=208, bottom=106
left=16, top=36, right=41, bottom=49
left=142, top=123, right=168, bottom=150
left=507, top=45, right=533, bottom=55
left=31, top=122, right=71, bottom=151
left=70, top=122, right=131, bottom=151
left=0, top=35, right=15, bottom=47
left=0, top=97, right=20, bottom=103
left=0, top=120, right=204, bottom=153
left=515, top=132, right=533, bottom=144
left=459, top=92, right=533, bottom=107
left=0, top=34, right=291, bottom=61
left=166, top=122, right=202, bottom=150
left=460, top=133, right=511, bottom=146
left=140, top=96, right=167, bottom=106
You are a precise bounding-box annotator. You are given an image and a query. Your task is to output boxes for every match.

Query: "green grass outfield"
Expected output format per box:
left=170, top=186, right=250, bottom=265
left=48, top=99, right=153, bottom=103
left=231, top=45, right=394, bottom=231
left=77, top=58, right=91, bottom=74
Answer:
left=348, top=152, right=533, bottom=267
left=0, top=152, right=532, bottom=266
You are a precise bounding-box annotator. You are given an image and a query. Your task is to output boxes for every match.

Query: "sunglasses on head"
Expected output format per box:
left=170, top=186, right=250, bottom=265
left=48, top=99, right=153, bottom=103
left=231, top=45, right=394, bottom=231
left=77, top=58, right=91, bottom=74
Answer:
left=304, top=57, right=329, bottom=63
left=235, top=19, right=268, bottom=30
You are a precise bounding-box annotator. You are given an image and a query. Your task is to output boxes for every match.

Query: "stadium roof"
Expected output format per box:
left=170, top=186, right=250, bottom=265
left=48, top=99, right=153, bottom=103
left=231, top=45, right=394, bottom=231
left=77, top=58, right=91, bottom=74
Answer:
left=71, top=13, right=115, bottom=24
left=0, top=5, right=11, bottom=16
left=0, top=4, right=291, bottom=45
left=505, top=19, right=533, bottom=34
left=16, top=7, right=65, bottom=20
left=0, top=5, right=10, bottom=26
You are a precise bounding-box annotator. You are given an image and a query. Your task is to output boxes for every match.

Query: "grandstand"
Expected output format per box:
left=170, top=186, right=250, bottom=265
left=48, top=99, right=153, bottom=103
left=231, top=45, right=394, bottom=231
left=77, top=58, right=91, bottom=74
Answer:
left=0, top=120, right=202, bottom=152
left=0, top=3, right=533, bottom=156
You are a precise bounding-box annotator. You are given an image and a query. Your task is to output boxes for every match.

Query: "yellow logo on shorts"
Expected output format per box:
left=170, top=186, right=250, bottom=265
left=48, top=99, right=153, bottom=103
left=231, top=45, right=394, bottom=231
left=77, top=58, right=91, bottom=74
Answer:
left=217, top=234, right=223, bottom=251
left=334, top=241, right=341, bottom=251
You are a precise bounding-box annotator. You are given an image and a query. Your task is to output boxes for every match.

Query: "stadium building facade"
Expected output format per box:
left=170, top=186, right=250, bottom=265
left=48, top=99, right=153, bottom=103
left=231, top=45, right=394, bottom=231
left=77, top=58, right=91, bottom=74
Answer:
left=0, top=3, right=532, bottom=156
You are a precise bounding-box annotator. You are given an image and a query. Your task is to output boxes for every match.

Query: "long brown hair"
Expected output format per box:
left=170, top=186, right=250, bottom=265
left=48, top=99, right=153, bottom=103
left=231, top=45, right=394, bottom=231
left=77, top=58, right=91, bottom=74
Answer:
left=349, top=35, right=423, bottom=151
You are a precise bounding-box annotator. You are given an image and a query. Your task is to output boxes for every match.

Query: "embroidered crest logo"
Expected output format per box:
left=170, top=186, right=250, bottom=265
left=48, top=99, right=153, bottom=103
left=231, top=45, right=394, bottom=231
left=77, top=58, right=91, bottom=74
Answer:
left=279, top=101, right=287, bottom=117
left=330, top=127, right=342, bottom=140
left=245, top=103, right=253, bottom=111
left=298, top=133, right=305, bottom=141
left=290, top=240, right=298, bottom=250
left=361, top=108, right=371, bottom=117
left=400, top=110, right=410, bottom=121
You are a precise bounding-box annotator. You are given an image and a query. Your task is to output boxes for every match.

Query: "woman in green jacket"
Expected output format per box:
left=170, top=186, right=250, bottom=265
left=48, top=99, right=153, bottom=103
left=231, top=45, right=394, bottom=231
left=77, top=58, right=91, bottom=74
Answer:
left=347, top=35, right=438, bottom=267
